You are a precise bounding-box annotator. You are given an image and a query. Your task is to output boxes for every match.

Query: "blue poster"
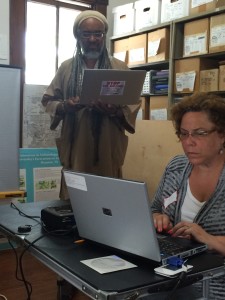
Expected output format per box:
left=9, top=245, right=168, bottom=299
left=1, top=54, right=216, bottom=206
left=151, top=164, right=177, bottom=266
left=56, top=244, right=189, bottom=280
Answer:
left=19, top=148, right=62, bottom=202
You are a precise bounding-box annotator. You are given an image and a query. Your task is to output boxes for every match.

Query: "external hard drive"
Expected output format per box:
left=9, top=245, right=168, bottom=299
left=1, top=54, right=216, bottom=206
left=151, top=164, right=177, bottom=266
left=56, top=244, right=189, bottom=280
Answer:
left=41, top=204, right=75, bottom=230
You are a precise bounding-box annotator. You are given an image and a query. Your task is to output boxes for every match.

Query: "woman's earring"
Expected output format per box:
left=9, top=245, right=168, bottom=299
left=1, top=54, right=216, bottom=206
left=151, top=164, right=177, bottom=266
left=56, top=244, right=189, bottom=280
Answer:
left=219, top=147, right=224, bottom=155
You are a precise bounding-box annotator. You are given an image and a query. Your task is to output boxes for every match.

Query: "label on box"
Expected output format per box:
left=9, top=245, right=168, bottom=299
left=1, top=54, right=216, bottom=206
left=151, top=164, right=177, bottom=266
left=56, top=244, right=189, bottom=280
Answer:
left=148, top=39, right=160, bottom=57
left=184, top=32, right=207, bottom=56
left=113, top=51, right=126, bottom=62
left=151, top=108, right=167, bottom=120
left=129, top=48, right=145, bottom=63
left=210, top=25, right=225, bottom=47
left=176, top=71, right=196, bottom=92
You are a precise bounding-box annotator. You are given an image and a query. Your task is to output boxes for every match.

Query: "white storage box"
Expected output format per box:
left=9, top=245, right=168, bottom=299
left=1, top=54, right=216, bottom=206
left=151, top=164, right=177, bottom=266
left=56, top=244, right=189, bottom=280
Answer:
left=112, top=3, right=135, bottom=36
left=161, top=0, right=189, bottom=23
left=134, top=0, right=161, bottom=31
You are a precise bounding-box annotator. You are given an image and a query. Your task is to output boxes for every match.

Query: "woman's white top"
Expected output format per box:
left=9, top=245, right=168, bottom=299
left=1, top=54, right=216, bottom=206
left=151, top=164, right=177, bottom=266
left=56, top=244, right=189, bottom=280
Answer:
left=181, top=180, right=205, bottom=222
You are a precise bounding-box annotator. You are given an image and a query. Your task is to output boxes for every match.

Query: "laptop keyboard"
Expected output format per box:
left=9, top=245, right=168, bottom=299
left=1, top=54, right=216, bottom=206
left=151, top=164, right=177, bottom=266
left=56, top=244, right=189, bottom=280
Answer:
left=158, top=237, right=186, bottom=256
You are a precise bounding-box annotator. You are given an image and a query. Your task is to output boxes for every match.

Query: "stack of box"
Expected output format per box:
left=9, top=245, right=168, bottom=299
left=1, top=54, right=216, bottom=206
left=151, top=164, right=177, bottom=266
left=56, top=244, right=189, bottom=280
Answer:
left=209, top=13, right=225, bottom=54
left=189, top=0, right=225, bottom=16
left=147, top=28, right=170, bottom=63
left=183, top=18, right=209, bottom=57
left=113, top=38, right=129, bottom=64
left=128, top=34, right=147, bottom=66
left=112, top=3, right=135, bottom=36
left=161, top=0, right=189, bottom=23
left=174, top=58, right=218, bottom=93
left=200, top=69, right=219, bottom=92
left=134, top=0, right=161, bottom=31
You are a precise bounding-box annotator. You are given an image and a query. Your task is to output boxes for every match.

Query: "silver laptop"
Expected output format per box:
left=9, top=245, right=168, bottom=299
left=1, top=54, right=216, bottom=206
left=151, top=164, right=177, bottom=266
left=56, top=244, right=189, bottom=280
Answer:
left=80, top=69, right=146, bottom=105
left=64, top=171, right=207, bottom=265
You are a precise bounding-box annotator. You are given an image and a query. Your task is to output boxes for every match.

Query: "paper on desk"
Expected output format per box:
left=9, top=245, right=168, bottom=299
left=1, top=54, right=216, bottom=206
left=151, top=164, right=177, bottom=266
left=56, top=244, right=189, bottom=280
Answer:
left=81, top=255, right=137, bottom=274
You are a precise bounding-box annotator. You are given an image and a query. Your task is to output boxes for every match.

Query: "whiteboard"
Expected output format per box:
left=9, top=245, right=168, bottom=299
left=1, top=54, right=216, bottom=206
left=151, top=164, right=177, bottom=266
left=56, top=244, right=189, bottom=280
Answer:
left=0, top=65, right=21, bottom=191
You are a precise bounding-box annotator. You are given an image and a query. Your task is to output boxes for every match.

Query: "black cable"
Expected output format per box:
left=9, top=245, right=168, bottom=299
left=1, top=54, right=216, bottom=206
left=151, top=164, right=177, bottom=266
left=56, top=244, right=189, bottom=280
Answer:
left=164, top=271, right=187, bottom=300
left=7, top=238, right=32, bottom=289
left=9, top=202, right=76, bottom=299
left=18, top=227, right=75, bottom=300
left=10, top=202, right=41, bottom=226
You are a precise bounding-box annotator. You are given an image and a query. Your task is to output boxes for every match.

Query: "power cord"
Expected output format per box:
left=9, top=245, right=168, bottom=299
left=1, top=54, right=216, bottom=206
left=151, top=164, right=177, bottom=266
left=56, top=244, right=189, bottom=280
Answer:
left=8, top=202, right=77, bottom=300
left=165, top=271, right=187, bottom=300
left=164, top=268, right=188, bottom=300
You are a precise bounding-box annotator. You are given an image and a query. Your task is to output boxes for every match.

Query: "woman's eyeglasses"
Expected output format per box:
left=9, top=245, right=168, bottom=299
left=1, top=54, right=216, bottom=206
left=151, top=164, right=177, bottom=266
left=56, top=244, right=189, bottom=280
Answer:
left=176, top=128, right=217, bottom=140
left=79, top=31, right=105, bottom=40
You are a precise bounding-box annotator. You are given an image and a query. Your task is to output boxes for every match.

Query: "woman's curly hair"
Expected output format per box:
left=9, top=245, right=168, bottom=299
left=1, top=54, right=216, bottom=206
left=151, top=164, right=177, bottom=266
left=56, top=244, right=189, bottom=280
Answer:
left=171, top=92, right=225, bottom=135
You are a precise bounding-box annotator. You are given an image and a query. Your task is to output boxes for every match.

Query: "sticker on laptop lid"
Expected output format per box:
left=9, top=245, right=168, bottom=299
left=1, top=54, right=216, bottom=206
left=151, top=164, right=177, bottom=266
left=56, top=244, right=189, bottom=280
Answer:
left=100, top=81, right=125, bottom=96
left=64, top=173, right=87, bottom=191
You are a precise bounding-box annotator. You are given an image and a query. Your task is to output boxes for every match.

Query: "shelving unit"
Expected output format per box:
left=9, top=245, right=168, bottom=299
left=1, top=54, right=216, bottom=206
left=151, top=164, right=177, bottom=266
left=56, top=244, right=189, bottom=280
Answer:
left=110, top=5, right=225, bottom=120
left=110, top=21, right=172, bottom=120
left=172, top=6, right=225, bottom=104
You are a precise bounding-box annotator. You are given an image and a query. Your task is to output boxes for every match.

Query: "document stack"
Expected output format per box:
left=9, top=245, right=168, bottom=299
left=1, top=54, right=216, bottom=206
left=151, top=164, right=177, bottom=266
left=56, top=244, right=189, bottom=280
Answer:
left=142, top=71, right=151, bottom=95
left=151, top=70, right=169, bottom=95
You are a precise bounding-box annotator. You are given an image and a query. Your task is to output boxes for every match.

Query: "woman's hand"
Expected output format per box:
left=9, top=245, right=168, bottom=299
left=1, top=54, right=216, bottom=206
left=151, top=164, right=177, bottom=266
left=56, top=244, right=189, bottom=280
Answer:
left=172, top=221, right=209, bottom=241
left=153, top=213, right=173, bottom=233
left=171, top=221, right=225, bottom=256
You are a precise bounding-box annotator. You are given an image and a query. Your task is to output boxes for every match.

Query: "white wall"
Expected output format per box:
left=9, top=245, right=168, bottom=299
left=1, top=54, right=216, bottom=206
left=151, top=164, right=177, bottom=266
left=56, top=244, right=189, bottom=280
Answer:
left=0, top=0, right=9, bottom=65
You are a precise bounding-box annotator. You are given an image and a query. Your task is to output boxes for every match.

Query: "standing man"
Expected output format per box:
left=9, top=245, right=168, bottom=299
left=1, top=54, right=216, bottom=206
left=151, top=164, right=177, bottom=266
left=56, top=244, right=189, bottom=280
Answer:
left=42, top=10, right=140, bottom=200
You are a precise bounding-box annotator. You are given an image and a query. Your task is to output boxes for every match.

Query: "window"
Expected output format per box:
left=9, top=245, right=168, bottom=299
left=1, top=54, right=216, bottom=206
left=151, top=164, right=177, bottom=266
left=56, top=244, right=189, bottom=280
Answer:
left=25, top=0, right=89, bottom=85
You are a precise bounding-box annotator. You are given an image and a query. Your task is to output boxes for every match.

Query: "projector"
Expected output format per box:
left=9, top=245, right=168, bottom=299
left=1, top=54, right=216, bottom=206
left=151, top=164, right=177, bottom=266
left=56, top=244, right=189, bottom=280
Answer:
left=41, top=204, right=75, bottom=231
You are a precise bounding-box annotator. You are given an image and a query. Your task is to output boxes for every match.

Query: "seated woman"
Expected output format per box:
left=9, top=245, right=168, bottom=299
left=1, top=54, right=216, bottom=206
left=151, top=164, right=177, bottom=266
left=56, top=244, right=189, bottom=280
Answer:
left=152, top=92, right=225, bottom=299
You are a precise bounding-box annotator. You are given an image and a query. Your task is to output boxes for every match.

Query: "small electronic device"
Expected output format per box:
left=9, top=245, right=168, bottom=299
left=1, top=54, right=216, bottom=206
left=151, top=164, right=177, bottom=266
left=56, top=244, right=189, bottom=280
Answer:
left=41, top=204, right=75, bottom=231
left=154, top=264, right=193, bottom=278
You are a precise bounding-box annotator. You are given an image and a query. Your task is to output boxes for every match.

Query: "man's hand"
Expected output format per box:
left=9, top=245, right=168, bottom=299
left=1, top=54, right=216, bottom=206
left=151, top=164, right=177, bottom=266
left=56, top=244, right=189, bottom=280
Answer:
left=56, top=97, right=82, bottom=115
left=65, top=97, right=82, bottom=112
left=89, top=100, right=123, bottom=117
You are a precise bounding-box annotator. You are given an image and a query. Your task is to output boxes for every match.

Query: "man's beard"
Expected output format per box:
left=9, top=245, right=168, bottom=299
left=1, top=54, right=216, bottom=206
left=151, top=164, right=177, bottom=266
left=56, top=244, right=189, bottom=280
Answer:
left=84, top=50, right=102, bottom=59
left=82, top=44, right=104, bottom=60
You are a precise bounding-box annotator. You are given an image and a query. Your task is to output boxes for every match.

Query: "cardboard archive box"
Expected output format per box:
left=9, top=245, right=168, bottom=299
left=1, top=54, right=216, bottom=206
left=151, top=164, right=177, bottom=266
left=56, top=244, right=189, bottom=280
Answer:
left=174, top=57, right=218, bottom=93
left=209, top=13, right=225, bottom=53
left=147, top=28, right=170, bottom=63
left=189, top=0, right=225, bottom=16
left=200, top=69, right=219, bottom=92
left=161, top=0, right=189, bottom=23
left=219, top=64, right=225, bottom=90
left=183, top=18, right=209, bottom=57
left=112, top=3, right=135, bottom=36
left=113, top=38, right=129, bottom=64
left=134, top=0, right=161, bottom=31
left=128, top=34, right=147, bottom=66
left=150, top=96, right=168, bottom=120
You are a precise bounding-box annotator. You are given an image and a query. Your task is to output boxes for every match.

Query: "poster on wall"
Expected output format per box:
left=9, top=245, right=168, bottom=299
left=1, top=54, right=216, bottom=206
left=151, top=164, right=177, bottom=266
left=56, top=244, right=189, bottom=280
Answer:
left=19, top=148, right=62, bottom=202
left=23, top=84, right=61, bottom=148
